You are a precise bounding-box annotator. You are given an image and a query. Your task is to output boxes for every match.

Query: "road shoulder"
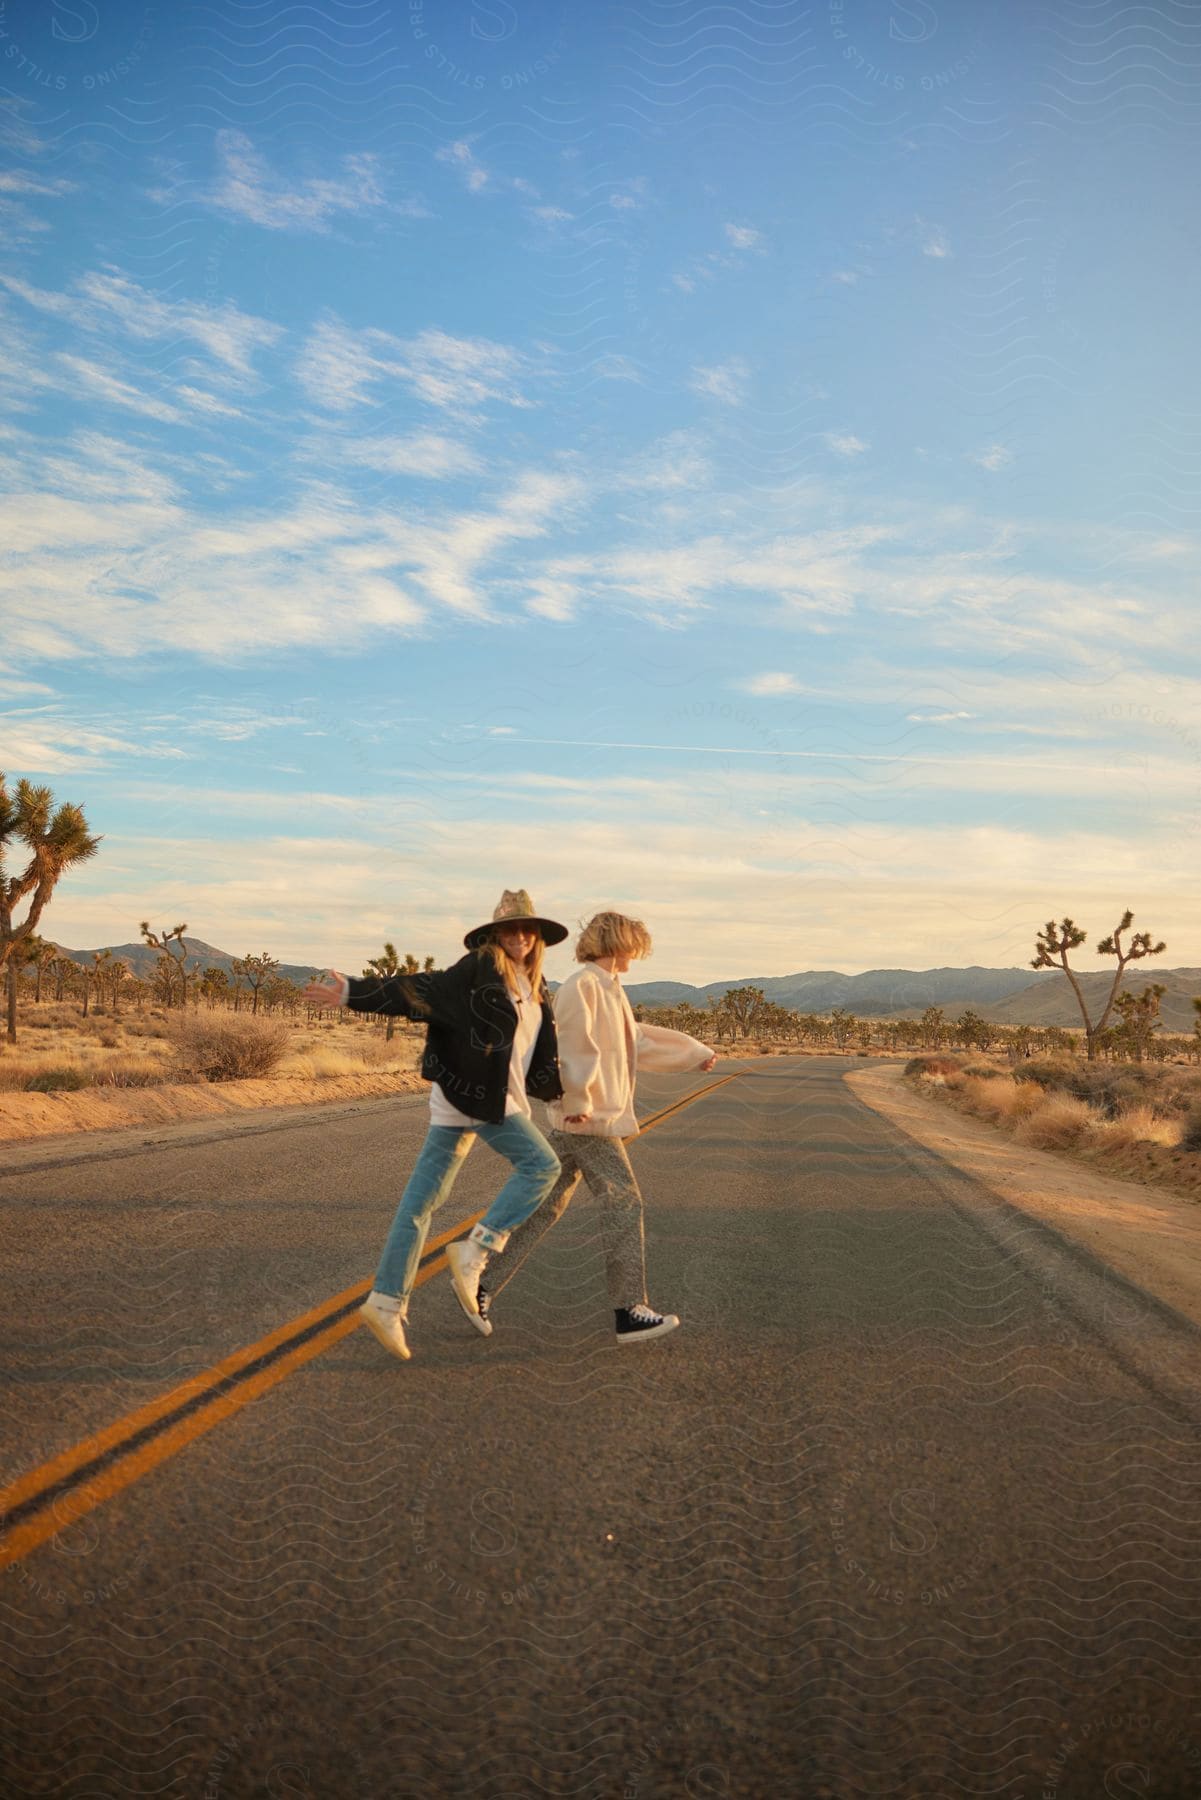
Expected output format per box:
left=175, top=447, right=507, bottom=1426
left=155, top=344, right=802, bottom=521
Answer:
left=0, top=1069, right=426, bottom=1146
left=846, top=1063, right=1201, bottom=1334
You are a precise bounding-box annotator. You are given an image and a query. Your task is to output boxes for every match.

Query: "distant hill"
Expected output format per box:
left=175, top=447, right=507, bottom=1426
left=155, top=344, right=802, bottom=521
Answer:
left=46, top=942, right=1199, bottom=1031
left=978, top=969, right=1201, bottom=1034
left=624, top=966, right=1062, bottom=1017
left=52, top=938, right=324, bottom=988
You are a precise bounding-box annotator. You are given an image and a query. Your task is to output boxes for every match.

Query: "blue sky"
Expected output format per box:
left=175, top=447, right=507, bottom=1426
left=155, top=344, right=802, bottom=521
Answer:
left=1, top=0, right=1198, bottom=983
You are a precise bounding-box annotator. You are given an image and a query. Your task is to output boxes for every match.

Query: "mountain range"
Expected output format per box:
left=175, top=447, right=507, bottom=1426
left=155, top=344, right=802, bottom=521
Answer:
left=621, top=965, right=1061, bottom=1014
left=54, top=938, right=324, bottom=988
left=52, top=941, right=1199, bottom=1032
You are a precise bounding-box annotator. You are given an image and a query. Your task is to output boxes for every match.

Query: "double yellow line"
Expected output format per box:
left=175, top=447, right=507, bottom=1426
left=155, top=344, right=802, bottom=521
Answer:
left=0, top=1073, right=737, bottom=1573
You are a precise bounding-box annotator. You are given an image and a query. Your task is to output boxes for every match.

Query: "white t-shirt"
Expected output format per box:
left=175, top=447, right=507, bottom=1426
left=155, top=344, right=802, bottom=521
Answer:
left=427, top=974, right=539, bottom=1129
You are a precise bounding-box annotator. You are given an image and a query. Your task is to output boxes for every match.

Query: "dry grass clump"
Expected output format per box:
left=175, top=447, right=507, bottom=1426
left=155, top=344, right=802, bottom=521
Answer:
left=92, top=1056, right=174, bottom=1089
left=278, top=1036, right=422, bottom=1080
left=24, top=1065, right=92, bottom=1094
left=0, top=1042, right=175, bottom=1092
left=1179, top=1107, right=1201, bottom=1155
left=958, top=1074, right=1043, bottom=1125
left=174, top=1015, right=290, bottom=1083
left=911, top=1051, right=1201, bottom=1177
left=1088, top=1104, right=1178, bottom=1155
left=1013, top=1094, right=1094, bottom=1151
left=904, top=1055, right=962, bottom=1079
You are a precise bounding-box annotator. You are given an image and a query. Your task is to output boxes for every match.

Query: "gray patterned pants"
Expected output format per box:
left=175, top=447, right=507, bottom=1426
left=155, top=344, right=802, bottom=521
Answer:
left=477, top=1129, right=648, bottom=1310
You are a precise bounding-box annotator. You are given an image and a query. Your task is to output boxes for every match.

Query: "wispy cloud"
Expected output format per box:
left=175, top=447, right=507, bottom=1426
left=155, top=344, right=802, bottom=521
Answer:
left=0, top=172, right=74, bottom=196
left=437, top=140, right=545, bottom=206
left=437, top=139, right=492, bottom=195
left=689, top=358, right=749, bottom=405
left=206, top=132, right=394, bottom=232
left=54, top=353, right=183, bottom=423
left=295, top=317, right=534, bottom=415
left=1, top=268, right=282, bottom=381
left=827, top=432, right=869, bottom=457
left=741, top=673, right=808, bottom=697
left=969, top=444, right=1013, bottom=472
left=673, top=220, right=766, bottom=294
left=333, top=433, right=482, bottom=478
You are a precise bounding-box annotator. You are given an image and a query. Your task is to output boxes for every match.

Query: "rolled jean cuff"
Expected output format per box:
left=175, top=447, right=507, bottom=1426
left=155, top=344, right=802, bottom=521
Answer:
left=470, top=1221, right=509, bottom=1251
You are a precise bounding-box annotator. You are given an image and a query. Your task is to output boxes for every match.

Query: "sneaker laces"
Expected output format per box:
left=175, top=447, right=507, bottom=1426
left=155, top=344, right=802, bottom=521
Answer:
left=628, top=1303, right=662, bottom=1324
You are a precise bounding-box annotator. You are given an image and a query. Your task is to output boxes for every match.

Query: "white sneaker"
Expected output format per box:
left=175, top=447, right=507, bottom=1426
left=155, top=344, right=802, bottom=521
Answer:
left=445, top=1240, right=493, bottom=1335
left=359, top=1291, right=411, bottom=1360
left=614, top=1303, right=680, bottom=1345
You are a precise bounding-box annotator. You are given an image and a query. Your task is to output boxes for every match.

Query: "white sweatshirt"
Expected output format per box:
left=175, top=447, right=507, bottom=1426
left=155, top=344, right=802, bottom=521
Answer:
left=546, top=963, right=714, bottom=1139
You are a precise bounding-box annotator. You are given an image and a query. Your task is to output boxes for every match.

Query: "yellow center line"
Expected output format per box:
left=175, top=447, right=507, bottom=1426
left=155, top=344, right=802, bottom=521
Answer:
left=0, top=1073, right=738, bottom=1571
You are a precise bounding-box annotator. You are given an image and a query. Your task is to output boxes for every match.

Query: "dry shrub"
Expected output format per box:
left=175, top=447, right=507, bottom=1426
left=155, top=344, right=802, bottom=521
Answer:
left=93, top=1057, right=172, bottom=1089
left=1014, top=1093, right=1093, bottom=1151
left=25, top=1066, right=91, bottom=1093
left=958, top=1075, right=1013, bottom=1122
left=281, top=1047, right=363, bottom=1080
left=1179, top=1107, right=1201, bottom=1155
left=174, top=1015, right=290, bottom=1083
left=1013, top=1058, right=1077, bottom=1091
left=964, top=1077, right=1043, bottom=1125
left=905, top=1055, right=962, bottom=1079
left=1090, top=1105, right=1178, bottom=1154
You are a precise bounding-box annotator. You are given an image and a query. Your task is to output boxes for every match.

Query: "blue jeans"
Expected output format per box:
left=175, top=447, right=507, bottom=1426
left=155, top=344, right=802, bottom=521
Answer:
left=374, top=1113, right=561, bottom=1306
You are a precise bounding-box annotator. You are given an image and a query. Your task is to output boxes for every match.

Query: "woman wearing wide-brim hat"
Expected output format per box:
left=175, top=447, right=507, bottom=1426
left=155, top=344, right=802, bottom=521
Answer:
left=301, top=889, right=568, bottom=1361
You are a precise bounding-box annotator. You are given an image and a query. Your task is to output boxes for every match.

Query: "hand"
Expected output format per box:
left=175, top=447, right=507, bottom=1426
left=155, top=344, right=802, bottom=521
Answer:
left=698, top=1054, right=717, bottom=1072
left=563, top=1112, right=591, bottom=1125
left=302, top=970, right=347, bottom=1008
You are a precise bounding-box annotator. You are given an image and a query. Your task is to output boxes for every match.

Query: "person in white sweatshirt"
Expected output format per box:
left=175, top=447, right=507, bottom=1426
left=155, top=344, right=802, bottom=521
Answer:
left=474, top=911, right=717, bottom=1345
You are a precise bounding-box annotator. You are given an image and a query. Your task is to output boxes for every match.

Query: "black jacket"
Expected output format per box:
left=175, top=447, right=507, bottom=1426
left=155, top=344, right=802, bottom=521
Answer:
left=345, top=950, right=562, bottom=1126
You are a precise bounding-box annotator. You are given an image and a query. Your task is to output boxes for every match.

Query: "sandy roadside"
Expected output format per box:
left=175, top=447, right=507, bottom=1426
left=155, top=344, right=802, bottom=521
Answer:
left=0, top=1070, right=427, bottom=1143
left=846, top=1064, right=1201, bottom=1333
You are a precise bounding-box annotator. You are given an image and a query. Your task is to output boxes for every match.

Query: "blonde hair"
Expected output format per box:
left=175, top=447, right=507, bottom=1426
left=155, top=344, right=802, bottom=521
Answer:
left=479, top=930, right=546, bottom=999
left=575, top=912, right=653, bottom=964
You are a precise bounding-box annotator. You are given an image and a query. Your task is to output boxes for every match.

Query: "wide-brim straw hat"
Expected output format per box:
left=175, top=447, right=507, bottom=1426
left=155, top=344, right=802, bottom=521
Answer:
left=464, top=888, right=569, bottom=950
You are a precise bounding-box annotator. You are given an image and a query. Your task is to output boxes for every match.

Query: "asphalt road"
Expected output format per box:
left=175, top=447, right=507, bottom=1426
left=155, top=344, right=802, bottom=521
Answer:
left=1, top=1057, right=1200, bottom=1799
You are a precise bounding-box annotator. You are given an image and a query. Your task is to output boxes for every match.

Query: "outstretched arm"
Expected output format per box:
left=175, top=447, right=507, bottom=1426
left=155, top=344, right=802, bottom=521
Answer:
left=301, top=971, right=350, bottom=1008
left=302, top=959, right=464, bottom=1022
left=635, top=1019, right=717, bottom=1073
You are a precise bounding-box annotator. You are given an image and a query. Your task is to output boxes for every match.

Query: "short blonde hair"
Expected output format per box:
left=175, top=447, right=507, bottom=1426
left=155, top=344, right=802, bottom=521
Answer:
left=575, top=911, right=653, bottom=964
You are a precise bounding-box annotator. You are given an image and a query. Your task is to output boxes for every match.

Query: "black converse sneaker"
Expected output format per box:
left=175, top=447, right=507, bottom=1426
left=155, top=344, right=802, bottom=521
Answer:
left=614, top=1303, right=680, bottom=1345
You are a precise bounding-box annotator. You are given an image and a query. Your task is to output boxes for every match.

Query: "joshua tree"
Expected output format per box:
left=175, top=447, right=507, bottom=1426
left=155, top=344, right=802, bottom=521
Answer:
left=87, top=948, right=112, bottom=1019
left=1032, top=910, right=1166, bottom=1061
left=1, top=775, right=100, bottom=1046
left=1113, top=983, right=1165, bottom=1064
left=919, top=1005, right=946, bottom=1049
left=232, top=952, right=280, bottom=1017
left=717, top=986, right=767, bottom=1041
left=30, top=935, right=57, bottom=1003
left=49, top=952, right=73, bottom=1002
left=828, top=1006, right=858, bottom=1049
left=108, top=957, right=131, bottom=1016
left=140, top=922, right=190, bottom=1009
left=200, top=966, right=230, bottom=1009
left=365, top=942, right=402, bottom=1039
